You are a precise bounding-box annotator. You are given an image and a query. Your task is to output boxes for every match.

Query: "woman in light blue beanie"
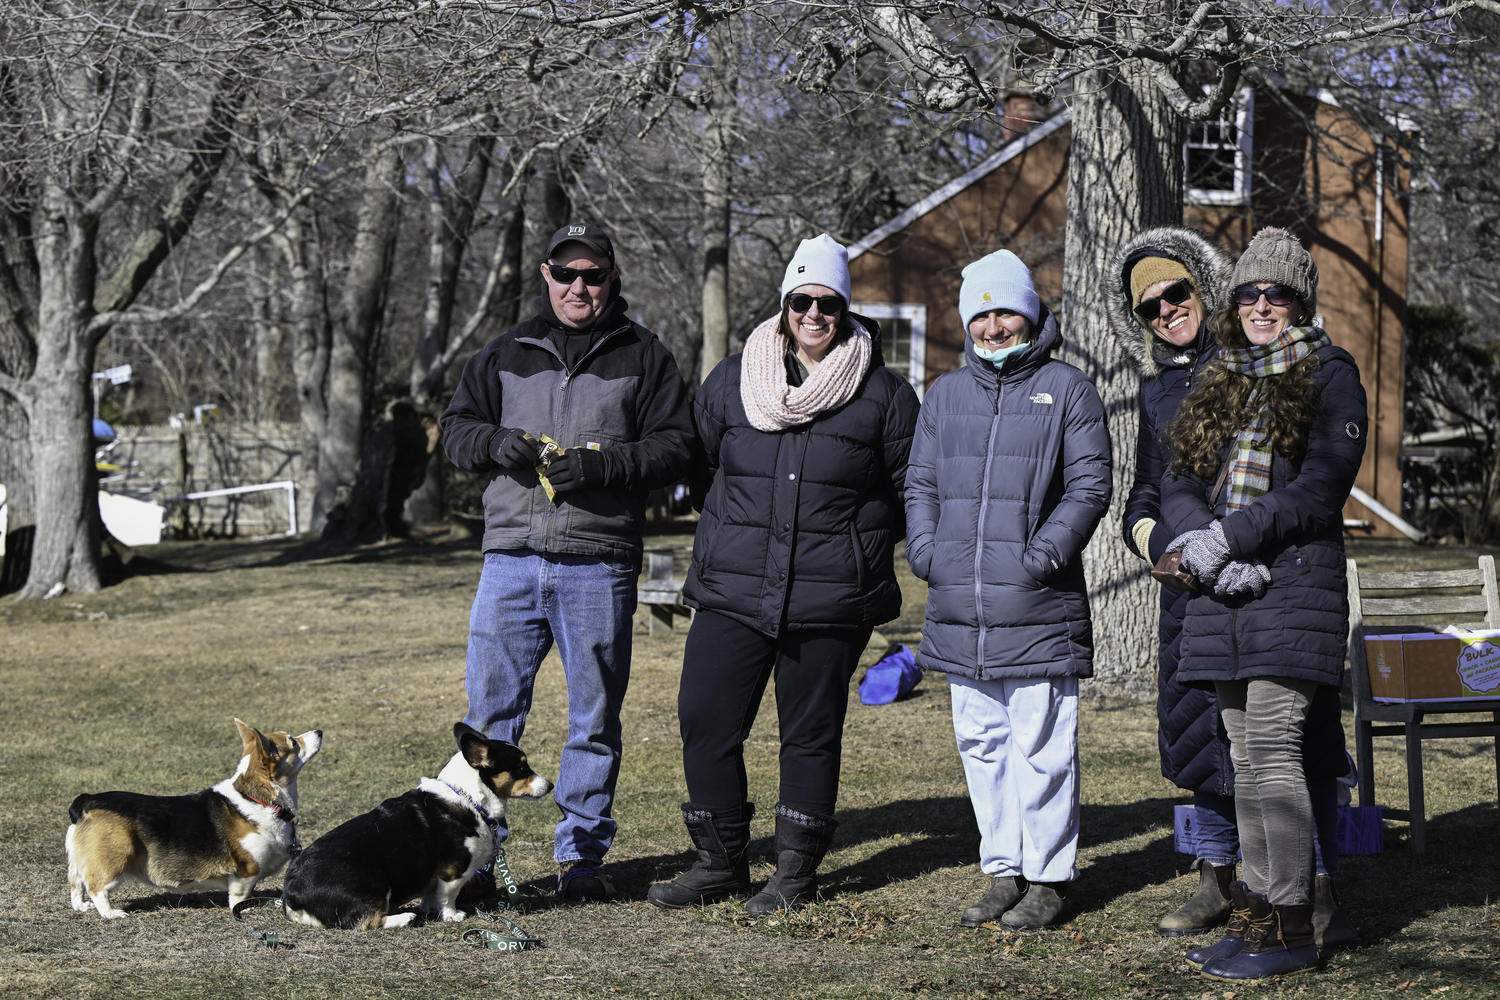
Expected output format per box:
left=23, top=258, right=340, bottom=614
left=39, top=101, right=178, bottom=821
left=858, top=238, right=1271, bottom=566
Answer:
left=959, top=250, right=1042, bottom=368
left=906, top=249, right=1112, bottom=930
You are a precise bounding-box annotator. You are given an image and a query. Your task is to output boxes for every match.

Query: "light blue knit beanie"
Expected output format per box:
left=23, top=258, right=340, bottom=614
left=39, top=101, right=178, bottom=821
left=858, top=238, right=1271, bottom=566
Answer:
left=959, top=250, right=1040, bottom=329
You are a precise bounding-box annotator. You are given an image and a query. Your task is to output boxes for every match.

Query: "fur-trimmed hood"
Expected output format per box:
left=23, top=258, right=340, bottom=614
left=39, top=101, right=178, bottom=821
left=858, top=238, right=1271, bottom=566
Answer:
left=1109, top=227, right=1235, bottom=382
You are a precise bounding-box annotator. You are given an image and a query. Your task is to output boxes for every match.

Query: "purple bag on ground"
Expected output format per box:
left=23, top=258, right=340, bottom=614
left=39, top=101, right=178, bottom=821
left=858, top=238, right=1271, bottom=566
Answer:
left=859, top=643, right=923, bottom=705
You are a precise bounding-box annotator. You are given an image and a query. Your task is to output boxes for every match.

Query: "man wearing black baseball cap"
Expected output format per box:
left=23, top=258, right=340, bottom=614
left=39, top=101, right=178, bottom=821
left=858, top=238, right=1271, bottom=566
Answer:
left=441, top=222, right=693, bottom=903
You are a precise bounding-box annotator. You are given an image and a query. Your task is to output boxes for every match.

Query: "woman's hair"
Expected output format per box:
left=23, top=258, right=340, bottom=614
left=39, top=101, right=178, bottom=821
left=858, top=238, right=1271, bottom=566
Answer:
left=778, top=294, right=853, bottom=345
left=1167, top=307, right=1323, bottom=477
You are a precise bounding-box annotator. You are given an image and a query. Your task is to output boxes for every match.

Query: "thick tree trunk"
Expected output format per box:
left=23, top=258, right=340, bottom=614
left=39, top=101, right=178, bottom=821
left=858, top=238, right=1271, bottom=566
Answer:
left=312, top=144, right=405, bottom=531
left=21, top=179, right=103, bottom=596
left=1061, top=56, right=1186, bottom=695
left=699, top=18, right=737, bottom=383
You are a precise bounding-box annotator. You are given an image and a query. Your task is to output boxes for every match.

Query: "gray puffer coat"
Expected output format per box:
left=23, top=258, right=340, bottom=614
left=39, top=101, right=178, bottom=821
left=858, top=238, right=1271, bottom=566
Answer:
left=905, top=308, right=1112, bottom=680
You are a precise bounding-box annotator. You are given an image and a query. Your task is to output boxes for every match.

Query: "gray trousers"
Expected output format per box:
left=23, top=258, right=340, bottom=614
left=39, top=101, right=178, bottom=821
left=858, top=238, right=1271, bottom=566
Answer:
left=1215, top=677, right=1317, bottom=906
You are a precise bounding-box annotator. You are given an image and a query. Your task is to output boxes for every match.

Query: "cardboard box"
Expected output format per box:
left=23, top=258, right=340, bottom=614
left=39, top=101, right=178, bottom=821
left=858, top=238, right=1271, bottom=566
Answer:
left=1173, top=804, right=1383, bottom=856
left=1364, top=630, right=1500, bottom=703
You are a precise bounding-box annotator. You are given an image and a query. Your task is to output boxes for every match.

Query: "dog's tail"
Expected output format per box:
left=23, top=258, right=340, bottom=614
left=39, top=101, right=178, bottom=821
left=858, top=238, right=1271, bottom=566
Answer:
left=68, top=794, right=99, bottom=825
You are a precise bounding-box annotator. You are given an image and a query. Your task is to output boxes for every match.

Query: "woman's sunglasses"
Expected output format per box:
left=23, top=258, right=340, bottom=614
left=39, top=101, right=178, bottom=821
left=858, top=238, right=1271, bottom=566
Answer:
left=1133, top=278, right=1194, bottom=321
left=1233, top=284, right=1297, bottom=308
left=546, top=263, right=613, bottom=286
left=785, top=292, right=845, bottom=314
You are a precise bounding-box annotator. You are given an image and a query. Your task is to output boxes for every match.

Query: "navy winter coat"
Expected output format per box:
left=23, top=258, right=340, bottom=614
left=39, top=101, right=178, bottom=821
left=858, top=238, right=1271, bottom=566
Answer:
left=1112, top=227, right=1239, bottom=795
left=1162, top=342, right=1368, bottom=688
left=682, top=319, right=920, bottom=636
left=905, top=309, right=1112, bottom=680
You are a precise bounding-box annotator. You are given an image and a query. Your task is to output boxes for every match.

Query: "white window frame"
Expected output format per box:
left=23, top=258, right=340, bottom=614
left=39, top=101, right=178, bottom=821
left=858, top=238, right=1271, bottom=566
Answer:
left=851, top=302, right=927, bottom=400
left=1184, top=86, right=1253, bottom=206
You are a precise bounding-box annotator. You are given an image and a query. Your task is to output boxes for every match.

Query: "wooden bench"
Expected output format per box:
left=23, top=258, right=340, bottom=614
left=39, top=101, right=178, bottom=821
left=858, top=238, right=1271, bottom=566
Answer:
left=639, top=546, right=692, bottom=635
left=1346, top=555, right=1500, bottom=853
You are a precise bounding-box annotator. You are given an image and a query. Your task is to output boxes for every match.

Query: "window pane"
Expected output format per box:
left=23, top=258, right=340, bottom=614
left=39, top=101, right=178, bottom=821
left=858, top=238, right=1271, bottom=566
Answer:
left=884, top=318, right=911, bottom=377
left=1187, top=144, right=1236, bottom=192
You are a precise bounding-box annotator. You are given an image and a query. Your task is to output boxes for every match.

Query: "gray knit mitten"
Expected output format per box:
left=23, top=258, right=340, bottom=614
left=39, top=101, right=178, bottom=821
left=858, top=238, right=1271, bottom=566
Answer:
left=1168, top=521, right=1232, bottom=587
left=1214, top=558, right=1271, bottom=598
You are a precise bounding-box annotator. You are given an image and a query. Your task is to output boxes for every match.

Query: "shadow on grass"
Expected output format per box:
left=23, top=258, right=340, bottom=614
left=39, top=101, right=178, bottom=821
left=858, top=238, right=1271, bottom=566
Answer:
left=602, top=795, right=1194, bottom=912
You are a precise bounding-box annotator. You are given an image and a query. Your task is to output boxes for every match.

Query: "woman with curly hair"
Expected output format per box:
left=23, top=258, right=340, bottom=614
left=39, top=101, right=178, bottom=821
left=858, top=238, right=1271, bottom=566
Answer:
left=1160, top=228, right=1367, bottom=981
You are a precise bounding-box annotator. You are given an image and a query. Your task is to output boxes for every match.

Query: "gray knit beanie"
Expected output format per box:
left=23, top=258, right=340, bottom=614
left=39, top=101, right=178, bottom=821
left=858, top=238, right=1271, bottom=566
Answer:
left=1233, top=227, right=1317, bottom=315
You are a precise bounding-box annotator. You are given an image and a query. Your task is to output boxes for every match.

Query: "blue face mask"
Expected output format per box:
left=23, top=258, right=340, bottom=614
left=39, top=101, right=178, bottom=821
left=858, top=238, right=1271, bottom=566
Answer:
left=973, top=339, right=1029, bottom=368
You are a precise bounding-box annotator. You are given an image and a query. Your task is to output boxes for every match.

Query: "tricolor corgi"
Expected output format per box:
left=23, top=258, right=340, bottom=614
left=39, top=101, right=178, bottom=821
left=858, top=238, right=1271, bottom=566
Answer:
left=282, top=722, right=552, bottom=929
left=66, top=719, right=322, bottom=918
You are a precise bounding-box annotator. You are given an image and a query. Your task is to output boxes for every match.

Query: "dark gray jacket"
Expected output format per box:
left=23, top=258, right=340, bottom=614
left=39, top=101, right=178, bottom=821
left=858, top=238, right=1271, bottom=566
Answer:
left=1162, top=342, right=1368, bottom=688
left=440, top=295, right=694, bottom=566
left=905, top=309, right=1113, bottom=680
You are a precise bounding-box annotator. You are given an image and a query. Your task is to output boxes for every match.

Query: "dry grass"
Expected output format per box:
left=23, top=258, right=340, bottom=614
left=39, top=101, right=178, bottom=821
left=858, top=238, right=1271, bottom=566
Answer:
left=0, top=533, right=1496, bottom=999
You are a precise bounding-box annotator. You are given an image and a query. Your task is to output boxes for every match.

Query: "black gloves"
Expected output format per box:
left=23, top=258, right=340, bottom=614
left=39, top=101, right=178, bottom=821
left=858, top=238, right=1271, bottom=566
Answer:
left=1022, top=536, right=1066, bottom=584
left=492, top=427, right=542, bottom=470
left=546, top=447, right=610, bottom=493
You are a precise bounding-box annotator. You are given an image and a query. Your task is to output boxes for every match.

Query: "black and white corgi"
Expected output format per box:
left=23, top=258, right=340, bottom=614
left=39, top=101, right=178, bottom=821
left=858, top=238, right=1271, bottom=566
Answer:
left=67, top=719, right=323, bottom=919
left=282, top=722, right=552, bottom=930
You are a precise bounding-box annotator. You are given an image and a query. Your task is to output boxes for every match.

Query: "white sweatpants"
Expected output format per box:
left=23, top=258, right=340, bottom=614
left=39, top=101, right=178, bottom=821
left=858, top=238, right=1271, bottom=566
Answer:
left=949, top=674, right=1080, bottom=883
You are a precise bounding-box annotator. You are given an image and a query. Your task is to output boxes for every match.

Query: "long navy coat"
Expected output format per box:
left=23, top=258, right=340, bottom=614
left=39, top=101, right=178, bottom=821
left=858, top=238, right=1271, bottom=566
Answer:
left=905, top=309, right=1112, bottom=680
left=1162, top=342, right=1368, bottom=688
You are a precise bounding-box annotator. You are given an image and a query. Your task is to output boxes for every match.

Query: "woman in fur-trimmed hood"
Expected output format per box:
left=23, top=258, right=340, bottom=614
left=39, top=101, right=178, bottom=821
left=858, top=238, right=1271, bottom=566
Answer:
left=1111, top=227, right=1354, bottom=948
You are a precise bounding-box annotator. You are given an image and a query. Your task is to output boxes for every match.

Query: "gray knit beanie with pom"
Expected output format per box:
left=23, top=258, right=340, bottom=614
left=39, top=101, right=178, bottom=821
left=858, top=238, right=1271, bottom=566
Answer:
left=1233, top=227, right=1317, bottom=315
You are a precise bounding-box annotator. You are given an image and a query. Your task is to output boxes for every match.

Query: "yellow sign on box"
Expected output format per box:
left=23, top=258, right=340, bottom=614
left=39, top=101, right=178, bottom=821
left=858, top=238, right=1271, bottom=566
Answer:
left=1365, top=630, right=1500, bottom=703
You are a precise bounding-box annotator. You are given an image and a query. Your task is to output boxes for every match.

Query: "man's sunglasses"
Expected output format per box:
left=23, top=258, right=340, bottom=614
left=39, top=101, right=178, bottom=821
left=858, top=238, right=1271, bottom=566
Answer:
left=785, top=292, right=845, bottom=314
left=1133, top=278, right=1194, bottom=321
left=1234, top=284, right=1298, bottom=308
left=546, top=263, right=613, bottom=286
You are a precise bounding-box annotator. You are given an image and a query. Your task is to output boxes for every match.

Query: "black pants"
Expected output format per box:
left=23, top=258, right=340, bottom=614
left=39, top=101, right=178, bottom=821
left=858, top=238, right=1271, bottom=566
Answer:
left=678, top=609, right=872, bottom=820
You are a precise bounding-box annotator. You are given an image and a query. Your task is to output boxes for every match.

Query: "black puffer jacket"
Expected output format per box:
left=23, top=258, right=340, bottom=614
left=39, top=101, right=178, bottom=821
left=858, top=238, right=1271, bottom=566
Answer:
left=683, top=318, right=920, bottom=636
left=1162, top=342, right=1368, bottom=688
left=905, top=308, right=1112, bottom=680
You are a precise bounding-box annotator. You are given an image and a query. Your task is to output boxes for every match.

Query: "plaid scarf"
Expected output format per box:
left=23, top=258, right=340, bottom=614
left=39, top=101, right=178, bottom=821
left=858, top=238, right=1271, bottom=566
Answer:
left=1218, top=325, right=1330, bottom=511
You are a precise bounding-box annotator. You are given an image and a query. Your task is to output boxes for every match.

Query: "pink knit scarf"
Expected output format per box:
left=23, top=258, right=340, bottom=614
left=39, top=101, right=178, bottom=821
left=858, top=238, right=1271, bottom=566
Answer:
left=739, top=315, right=872, bottom=432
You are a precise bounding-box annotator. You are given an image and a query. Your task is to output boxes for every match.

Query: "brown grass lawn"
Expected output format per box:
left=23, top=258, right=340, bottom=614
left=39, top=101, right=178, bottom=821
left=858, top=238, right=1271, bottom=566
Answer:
left=0, top=533, right=1496, bottom=999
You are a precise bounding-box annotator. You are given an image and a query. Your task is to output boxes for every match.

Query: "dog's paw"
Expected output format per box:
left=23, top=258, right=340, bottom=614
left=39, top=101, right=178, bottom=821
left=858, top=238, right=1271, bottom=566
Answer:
left=440, top=907, right=466, bottom=923
left=382, top=912, right=418, bottom=929
left=97, top=906, right=129, bottom=919
left=70, top=894, right=91, bottom=913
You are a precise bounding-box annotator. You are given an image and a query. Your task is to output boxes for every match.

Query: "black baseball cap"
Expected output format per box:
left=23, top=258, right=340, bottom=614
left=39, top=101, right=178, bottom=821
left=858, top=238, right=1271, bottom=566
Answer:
left=546, top=224, right=615, bottom=265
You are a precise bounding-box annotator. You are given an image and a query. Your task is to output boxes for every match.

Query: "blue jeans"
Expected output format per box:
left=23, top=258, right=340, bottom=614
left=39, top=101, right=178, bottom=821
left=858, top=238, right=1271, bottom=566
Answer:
left=464, top=549, right=636, bottom=864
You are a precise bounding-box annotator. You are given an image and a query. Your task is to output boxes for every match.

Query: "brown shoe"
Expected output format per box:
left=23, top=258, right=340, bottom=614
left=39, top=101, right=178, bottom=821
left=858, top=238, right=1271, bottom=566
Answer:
left=1159, top=861, right=1233, bottom=937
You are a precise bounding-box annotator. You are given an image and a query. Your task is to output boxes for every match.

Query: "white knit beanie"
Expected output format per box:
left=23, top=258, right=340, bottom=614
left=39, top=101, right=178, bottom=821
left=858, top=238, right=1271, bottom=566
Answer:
left=959, top=250, right=1040, bottom=329
left=781, top=234, right=852, bottom=304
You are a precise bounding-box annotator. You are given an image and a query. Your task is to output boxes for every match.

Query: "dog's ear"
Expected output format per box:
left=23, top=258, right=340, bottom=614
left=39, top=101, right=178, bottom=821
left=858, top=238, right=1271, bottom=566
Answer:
left=235, top=718, right=276, bottom=761
left=455, top=723, right=493, bottom=768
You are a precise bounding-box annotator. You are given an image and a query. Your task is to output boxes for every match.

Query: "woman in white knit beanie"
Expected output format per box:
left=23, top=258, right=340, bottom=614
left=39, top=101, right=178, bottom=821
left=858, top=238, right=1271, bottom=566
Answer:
left=648, top=234, right=919, bottom=916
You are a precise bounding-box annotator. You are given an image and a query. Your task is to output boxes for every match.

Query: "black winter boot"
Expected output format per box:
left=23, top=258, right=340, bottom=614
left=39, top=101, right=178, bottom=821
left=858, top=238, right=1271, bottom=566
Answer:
left=1313, top=874, right=1360, bottom=952
left=648, top=803, right=755, bottom=909
left=1158, top=861, right=1234, bottom=936
left=744, top=804, right=837, bottom=916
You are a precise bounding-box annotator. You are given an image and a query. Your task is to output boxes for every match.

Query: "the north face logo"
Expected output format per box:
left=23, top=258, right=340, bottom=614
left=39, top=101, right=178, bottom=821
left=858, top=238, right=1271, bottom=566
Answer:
left=1030, top=392, right=1053, bottom=405
left=568, top=225, right=586, bottom=235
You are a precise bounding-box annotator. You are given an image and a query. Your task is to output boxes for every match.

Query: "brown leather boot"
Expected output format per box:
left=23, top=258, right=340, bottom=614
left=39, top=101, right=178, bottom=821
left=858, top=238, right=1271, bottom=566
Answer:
left=1159, top=861, right=1234, bottom=936
left=1202, top=898, right=1319, bottom=980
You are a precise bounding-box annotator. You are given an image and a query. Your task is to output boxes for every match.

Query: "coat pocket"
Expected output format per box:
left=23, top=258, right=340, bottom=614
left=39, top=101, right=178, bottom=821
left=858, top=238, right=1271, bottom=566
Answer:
left=849, top=521, right=868, bottom=590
